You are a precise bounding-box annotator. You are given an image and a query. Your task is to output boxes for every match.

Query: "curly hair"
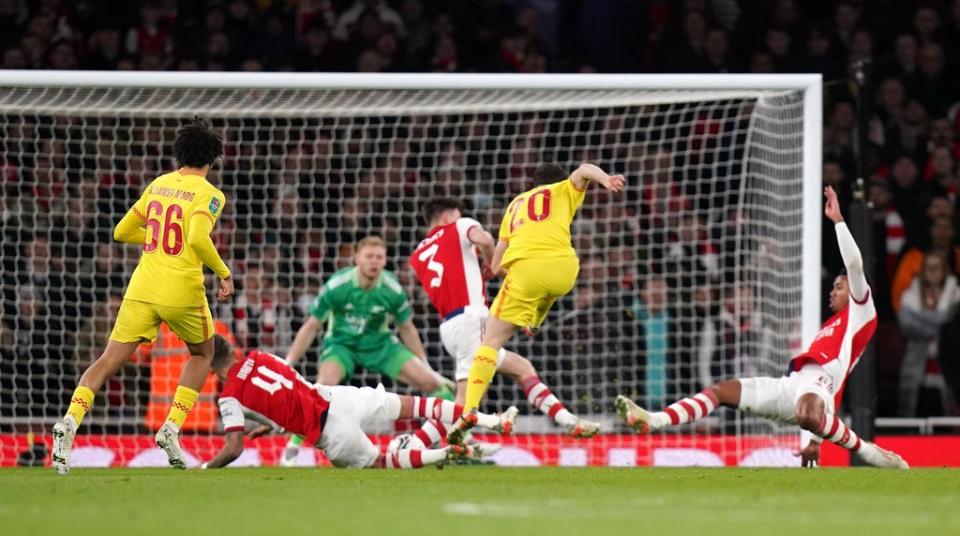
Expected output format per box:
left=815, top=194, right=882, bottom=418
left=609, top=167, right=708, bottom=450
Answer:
left=173, top=117, right=223, bottom=168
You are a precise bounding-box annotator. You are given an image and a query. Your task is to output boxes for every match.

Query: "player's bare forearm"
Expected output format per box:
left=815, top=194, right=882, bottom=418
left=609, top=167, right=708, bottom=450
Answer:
left=467, top=226, right=496, bottom=265
left=113, top=210, right=146, bottom=244
left=491, top=240, right=509, bottom=276
left=287, top=316, right=322, bottom=365
left=397, top=320, right=427, bottom=359
left=204, top=431, right=244, bottom=468
left=569, top=162, right=626, bottom=192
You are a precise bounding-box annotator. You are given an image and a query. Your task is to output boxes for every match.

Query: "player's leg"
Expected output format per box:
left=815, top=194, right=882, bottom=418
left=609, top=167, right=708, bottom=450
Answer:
left=153, top=304, right=216, bottom=469
left=794, top=388, right=908, bottom=468
left=53, top=300, right=158, bottom=474
left=282, top=348, right=350, bottom=466
left=616, top=380, right=740, bottom=433
left=398, top=394, right=517, bottom=450
left=499, top=351, right=599, bottom=437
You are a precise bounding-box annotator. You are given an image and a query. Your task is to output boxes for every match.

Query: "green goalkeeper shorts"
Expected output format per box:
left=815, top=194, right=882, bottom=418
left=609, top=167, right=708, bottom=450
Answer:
left=320, top=340, right=415, bottom=381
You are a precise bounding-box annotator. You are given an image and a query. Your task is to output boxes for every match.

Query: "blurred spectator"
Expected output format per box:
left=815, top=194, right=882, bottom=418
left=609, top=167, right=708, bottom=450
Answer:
left=632, top=276, right=670, bottom=409
left=897, top=251, right=960, bottom=417
left=891, top=215, right=960, bottom=312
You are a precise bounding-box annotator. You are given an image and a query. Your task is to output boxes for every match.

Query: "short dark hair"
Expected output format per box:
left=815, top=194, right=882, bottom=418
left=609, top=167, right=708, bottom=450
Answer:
left=212, top=334, right=235, bottom=371
left=532, top=163, right=568, bottom=185
left=421, top=197, right=464, bottom=224
left=173, top=117, right=223, bottom=168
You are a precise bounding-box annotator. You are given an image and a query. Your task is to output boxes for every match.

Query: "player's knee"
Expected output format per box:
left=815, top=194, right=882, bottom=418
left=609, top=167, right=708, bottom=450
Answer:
left=795, top=406, right=823, bottom=433
left=500, top=353, right=534, bottom=381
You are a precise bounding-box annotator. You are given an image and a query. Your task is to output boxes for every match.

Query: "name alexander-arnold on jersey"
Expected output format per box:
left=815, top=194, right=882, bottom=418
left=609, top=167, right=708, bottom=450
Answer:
left=150, top=186, right=197, bottom=201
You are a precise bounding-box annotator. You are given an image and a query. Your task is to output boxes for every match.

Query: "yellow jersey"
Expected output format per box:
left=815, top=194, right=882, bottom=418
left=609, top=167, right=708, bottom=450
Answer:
left=498, top=177, right=586, bottom=268
left=123, top=171, right=228, bottom=307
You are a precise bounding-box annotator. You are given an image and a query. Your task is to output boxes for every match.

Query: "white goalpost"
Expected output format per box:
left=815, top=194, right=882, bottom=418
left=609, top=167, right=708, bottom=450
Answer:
left=0, top=71, right=821, bottom=467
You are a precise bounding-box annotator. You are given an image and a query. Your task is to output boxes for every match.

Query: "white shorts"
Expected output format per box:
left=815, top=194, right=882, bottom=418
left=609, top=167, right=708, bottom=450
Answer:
left=737, top=364, right=836, bottom=423
left=317, top=384, right=401, bottom=468
left=439, top=307, right=508, bottom=381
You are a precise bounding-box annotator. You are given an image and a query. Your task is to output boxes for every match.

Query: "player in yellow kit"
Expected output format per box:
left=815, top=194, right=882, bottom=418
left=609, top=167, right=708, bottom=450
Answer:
left=52, top=118, right=235, bottom=474
left=448, top=163, right=625, bottom=444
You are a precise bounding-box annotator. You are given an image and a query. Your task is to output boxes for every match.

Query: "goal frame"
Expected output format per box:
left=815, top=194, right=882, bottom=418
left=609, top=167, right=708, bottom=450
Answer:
left=1, top=70, right=822, bottom=358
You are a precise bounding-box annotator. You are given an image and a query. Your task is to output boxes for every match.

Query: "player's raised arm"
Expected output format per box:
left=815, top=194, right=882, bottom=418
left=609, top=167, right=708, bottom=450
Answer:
left=824, top=186, right=869, bottom=301
left=568, top=162, right=626, bottom=192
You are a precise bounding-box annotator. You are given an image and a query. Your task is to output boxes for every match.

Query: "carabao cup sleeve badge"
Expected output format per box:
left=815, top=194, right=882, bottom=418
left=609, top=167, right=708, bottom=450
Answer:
left=209, top=197, right=221, bottom=215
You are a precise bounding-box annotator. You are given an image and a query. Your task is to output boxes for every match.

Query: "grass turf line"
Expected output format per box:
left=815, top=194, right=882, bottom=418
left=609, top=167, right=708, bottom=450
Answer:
left=1, top=467, right=956, bottom=536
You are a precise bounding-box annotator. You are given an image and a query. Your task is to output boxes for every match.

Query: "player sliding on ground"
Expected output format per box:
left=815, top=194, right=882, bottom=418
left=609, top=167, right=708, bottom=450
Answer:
left=447, top=163, right=625, bottom=444
left=281, top=235, right=455, bottom=465
left=616, top=186, right=908, bottom=469
left=203, top=336, right=517, bottom=469
left=53, top=118, right=234, bottom=474
left=411, top=197, right=600, bottom=439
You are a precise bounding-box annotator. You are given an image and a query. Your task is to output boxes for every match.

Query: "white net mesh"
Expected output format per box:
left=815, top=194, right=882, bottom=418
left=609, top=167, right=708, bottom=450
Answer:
left=0, top=81, right=807, bottom=467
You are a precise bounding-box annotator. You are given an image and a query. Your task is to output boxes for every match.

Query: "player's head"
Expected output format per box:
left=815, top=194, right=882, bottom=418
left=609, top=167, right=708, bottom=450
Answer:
left=421, top=197, right=463, bottom=226
left=354, top=235, right=387, bottom=279
left=829, top=271, right=850, bottom=312
left=211, top=334, right=236, bottom=379
left=174, top=116, right=223, bottom=170
left=532, top=163, right=568, bottom=185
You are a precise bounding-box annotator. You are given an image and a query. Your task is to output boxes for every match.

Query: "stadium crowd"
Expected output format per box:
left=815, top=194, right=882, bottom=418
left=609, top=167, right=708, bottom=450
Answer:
left=1, top=0, right=960, bottom=425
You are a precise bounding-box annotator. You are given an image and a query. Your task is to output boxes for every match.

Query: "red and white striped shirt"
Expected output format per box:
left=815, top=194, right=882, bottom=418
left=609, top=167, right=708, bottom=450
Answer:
left=410, top=217, right=487, bottom=319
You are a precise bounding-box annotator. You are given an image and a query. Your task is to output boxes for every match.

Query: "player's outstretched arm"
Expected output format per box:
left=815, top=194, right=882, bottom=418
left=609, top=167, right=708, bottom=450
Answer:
left=569, top=162, right=626, bottom=193
left=202, top=430, right=244, bottom=469
left=113, top=209, right=146, bottom=245
left=286, top=316, right=323, bottom=366
left=824, top=186, right=869, bottom=301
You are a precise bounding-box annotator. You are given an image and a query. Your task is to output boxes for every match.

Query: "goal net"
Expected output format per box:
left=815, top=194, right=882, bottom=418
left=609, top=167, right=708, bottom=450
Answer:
left=0, top=73, right=820, bottom=468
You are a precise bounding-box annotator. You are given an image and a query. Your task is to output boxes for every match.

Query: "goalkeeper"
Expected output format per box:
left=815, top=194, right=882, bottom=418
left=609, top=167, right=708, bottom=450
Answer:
left=281, top=235, right=455, bottom=465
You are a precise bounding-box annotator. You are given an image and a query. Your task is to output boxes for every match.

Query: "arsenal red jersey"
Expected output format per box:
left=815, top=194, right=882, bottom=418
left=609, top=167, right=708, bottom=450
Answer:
left=410, top=217, right=487, bottom=319
left=218, top=350, right=330, bottom=445
left=789, top=288, right=877, bottom=407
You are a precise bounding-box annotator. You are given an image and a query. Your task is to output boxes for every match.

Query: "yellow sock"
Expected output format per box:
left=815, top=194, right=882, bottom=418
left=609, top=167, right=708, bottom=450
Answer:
left=464, top=345, right=499, bottom=413
left=66, top=386, right=95, bottom=426
left=165, top=385, right=200, bottom=430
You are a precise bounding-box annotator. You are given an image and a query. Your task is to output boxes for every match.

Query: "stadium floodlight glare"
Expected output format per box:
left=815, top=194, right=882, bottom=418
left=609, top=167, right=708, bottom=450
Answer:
left=0, top=71, right=820, bottom=466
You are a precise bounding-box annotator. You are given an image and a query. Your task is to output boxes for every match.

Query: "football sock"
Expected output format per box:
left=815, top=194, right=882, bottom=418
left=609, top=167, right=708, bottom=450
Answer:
left=164, top=385, right=199, bottom=430
left=520, top=375, right=577, bottom=428
left=411, top=420, right=444, bottom=449
left=286, top=435, right=304, bottom=449
left=410, top=396, right=501, bottom=434
left=384, top=448, right=446, bottom=469
left=650, top=389, right=719, bottom=429
left=65, top=386, right=95, bottom=426
left=463, top=345, right=499, bottom=413
left=816, top=413, right=862, bottom=451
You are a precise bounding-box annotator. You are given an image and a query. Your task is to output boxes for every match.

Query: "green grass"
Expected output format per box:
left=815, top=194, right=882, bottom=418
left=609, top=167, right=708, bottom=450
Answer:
left=1, top=467, right=957, bottom=535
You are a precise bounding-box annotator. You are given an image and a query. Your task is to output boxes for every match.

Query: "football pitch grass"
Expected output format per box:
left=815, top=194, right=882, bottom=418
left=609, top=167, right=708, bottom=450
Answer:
left=1, top=467, right=956, bottom=535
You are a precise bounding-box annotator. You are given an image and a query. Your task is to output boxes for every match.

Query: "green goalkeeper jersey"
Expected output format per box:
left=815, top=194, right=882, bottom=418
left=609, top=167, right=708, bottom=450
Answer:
left=309, top=267, right=413, bottom=352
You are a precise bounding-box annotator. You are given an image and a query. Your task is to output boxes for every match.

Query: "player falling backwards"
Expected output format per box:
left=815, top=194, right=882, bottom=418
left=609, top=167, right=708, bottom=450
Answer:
left=616, top=186, right=908, bottom=469
left=447, top=163, right=626, bottom=444
left=53, top=118, right=234, bottom=474
left=410, top=197, right=600, bottom=441
left=281, top=235, right=455, bottom=465
left=203, top=336, right=517, bottom=469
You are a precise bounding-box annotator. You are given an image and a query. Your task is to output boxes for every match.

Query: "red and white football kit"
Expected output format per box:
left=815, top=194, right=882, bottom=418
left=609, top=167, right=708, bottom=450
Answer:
left=410, top=217, right=507, bottom=380
left=218, top=350, right=401, bottom=468
left=738, top=222, right=877, bottom=420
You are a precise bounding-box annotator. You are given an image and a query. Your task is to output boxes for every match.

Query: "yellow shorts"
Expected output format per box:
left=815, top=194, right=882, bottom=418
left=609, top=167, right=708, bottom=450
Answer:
left=110, top=299, right=214, bottom=345
left=491, top=256, right=579, bottom=328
